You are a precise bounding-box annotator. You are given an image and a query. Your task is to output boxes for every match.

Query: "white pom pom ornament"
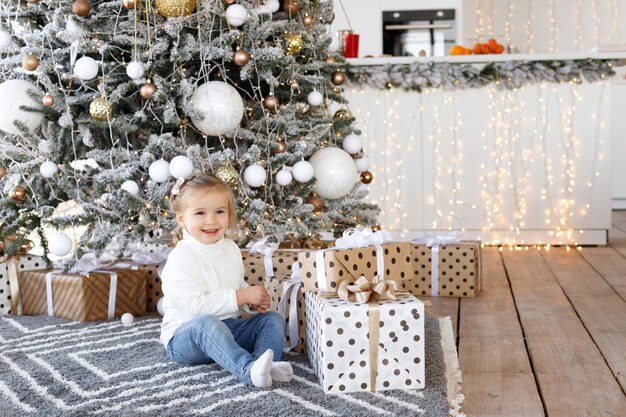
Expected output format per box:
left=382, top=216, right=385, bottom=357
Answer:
left=48, top=233, right=73, bottom=257
left=121, top=180, right=140, bottom=196
left=226, top=4, right=247, bottom=27
left=39, top=161, right=58, bottom=178
left=244, top=164, right=267, bottom=187
left=169, top=155, right=193, bottom=179
left=148, top=159, right=170, bottom=183
left=121, top=312, right=134, bottom=326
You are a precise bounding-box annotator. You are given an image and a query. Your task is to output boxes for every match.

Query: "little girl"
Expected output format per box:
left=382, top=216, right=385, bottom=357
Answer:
left=160, top=173, right=292, bottom=388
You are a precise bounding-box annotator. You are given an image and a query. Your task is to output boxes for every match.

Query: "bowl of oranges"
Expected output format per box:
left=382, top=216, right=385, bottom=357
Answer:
left=450, top=36, right=508, bottom=55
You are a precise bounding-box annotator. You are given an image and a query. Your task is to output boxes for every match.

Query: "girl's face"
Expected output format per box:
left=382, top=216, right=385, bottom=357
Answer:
left=176, top=187, right=230, bottom=245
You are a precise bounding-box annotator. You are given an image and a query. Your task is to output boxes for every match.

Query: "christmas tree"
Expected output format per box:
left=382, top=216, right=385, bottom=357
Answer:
left=0, top=0, right=378, bottom=265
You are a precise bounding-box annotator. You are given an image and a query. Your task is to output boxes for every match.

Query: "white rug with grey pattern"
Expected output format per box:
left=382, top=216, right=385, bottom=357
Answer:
left=0, top=314, right=464, bottom=417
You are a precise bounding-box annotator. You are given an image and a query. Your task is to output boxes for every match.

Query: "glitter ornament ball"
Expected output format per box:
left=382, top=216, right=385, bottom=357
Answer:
left=140, top=82, right=157, bottom=100
left=169, top=155, right=194, bottom=179
left=284, top=32, right=303, bottom=55
left=276, top=168, right=293, bottom=186
left=39, top=161, right=58, bottom=178
left=48, top=233, right=73, bottom=257
left=342, top=134, right=362, bottom=154
left=149, top=159, right=170, bottom=183
left=0, top=79, right=44, bottom=135
left=190, top=81, right=244, bottom=136
left=89, top=96, right=112, bottom=121
left=155, top=0, right=196, bottom=17
left=121, top=180, right=140, bottom=195
left=307, top=90, right=323, bottom=107
left=22, top=54, right=39, bottom=71
left=10, top=186, right=27, bottom=203
left=308, top=147, right=358, bottom=199
left=244, top=164, right=267, bottom=187
left=233, top=49, right=250, bottom=67
left=215, top=164, right=239, bottom=188
left=292, top=160, right=314, bottom=183
left=42, top=93, right=55, bottom=107
left=74, top=56, right=99, bottom=80
left=126, top=61, right=145, bottom=79
left=226, top=4, right=247, bottom=26
left=121, top=313, right=134, bottom=326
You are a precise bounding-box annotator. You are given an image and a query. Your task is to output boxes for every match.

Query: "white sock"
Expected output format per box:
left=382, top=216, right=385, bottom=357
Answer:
left=270, top=361, right=293, bottom=382
left=250, top=349, right=273, bottom=388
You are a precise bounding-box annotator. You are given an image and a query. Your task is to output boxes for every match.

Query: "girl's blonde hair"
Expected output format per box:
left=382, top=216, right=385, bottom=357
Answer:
left=169, top=173, right=238, bottom=244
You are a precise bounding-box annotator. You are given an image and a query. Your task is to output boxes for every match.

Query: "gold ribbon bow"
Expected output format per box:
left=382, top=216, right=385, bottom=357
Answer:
left=338, top=274, right=397, bottom=304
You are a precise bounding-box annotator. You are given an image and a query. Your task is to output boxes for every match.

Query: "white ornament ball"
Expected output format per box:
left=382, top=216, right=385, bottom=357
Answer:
left=156, top=297, right=164, bottom=316
left=190, top=81, right=244, bottom=136
left=74, top=56, right=99, bottom=81
left=327, top=35, right=340, bottom=53
left=169, top=155, right=194, bottom=179
left=309, top=147, right=358, bottom=199
left=121, top=180, right=140, bottom=196
left=226, top=4, right=248, bottom=27
left=355, top=156, right=369, bottom=173
left=65, top=19, right=86, bottom=42
left=342, top=134, right=363, bottom=154
left=39, top=160, right=58, bottom=178
left=126, top=61, right=145, bottom=80
left=121, top=312, right=134, bottom=327
left=265, top=0, right=280, bottom=12
left=292, top=160, right=314, bottom=183
left=0, top=30, right=11, bottom=48
left=0, top=79, right=44, bottom=135
left=48, top=233, right=73, bottom=257
left=149, top=159, right=170, bottom=183
left=244, top=164, right=267, bottom=187
left=276, top=168, right=293, bottom=186
left=307, top=91, right=323, bottom=107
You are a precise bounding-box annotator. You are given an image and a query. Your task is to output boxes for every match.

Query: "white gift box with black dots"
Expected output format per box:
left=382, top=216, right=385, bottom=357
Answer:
left=305, top=292, right=425, bottom=394
left=0, top=255, right=48, bottom=315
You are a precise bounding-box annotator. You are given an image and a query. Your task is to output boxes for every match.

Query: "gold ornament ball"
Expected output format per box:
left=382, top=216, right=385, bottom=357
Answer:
left=272, top=140, right=287, bottom=154
left=262, top=95, right=279, bottom=112
left=372, top=224, right=381, bottom=232
left=360, top=171, right=373, bottom=184
left=140, top=82, right=157, bottom=100
left=302, top=15, right=314, bottom=27
left=72, top=0, right=91, bottom=17
left=331, top=70, right=346, bottom=86
left=89, top=96, right=113, bottom=121
left=155, top=0, right=196, bottom=17
left=324, top=55, right=336, bottom=64
left=290, top=79, right=300, bottom=93
left=307, top=195, right=324, bottom=213
left=42, top=93, right=55, bottom=107
left=22, top=54, right=39, bottom=71
left=0, top=166, right=6, bottom=180
left=10, top=186, right=27, bottom=203
left=333, top=108, right=353, bottom=120
left=284, top=32, right=303, bottom=55
left=283, top=0, right=299, bottom=14
left=233, top=49, right=251, bottom=67
left=122, top=0, right=140, bottom=10
left=215, top=164, right=239, bottom=188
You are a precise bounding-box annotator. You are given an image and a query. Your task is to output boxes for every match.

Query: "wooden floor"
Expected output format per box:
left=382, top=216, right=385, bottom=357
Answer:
left=425, top=211, right=626, bottom=417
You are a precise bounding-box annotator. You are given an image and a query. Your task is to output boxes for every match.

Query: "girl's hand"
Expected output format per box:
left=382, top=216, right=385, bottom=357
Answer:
left=237, top=286, right=270, bottom=309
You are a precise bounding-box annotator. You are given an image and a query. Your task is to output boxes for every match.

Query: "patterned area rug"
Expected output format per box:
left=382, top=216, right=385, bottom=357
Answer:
left=0, top=314, right=464, bottom=417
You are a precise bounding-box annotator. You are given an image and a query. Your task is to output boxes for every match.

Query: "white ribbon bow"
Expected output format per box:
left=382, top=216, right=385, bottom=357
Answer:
left=334, top=227, right=391, bottom=249
left=249, top=235, right=280, bottom=277
left=411, top=232, right=462, bottom=296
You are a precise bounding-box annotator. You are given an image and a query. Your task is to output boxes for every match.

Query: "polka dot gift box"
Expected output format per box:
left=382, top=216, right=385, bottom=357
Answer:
left=0, top=255, right=48, bottom=315
left=241, top=249, right=300, bottom=285
left=405, top=242, right=482, bottom=298
left=305, top=291, right=425, bottom=394
left=297, top=242, right=414, bottom=294
left=265, top=276, right=306, bottom=353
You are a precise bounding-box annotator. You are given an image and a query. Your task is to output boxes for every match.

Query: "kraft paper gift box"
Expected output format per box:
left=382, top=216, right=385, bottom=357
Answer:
left=18, top=269, right=146, bottom=322
left=265, top=275, right=306, bottom=353
left=241, top=248, right=300, bottom=285
left=297, top=242, right=413, bottom=293
left=404, top=241, right=481, bottom=298
left=305, top=291, right=425, bottom=394
left=0, top=255, right=48, bottom=315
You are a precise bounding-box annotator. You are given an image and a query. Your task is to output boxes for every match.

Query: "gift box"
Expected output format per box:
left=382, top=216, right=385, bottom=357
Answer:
left=0, top=255, right=48, bottom=315
left=265, top=276, right=306, bottom=353
left=18, top=269, right=146, bottom=322
left=305, top=291, right=425, bottom=394
left=135, top=264, right=162, bottom=312
left=241, top=249, right=300, bottom=285
left=297, top=242, right=413, bottom=293
left=404, top=241, right=481, bottom=297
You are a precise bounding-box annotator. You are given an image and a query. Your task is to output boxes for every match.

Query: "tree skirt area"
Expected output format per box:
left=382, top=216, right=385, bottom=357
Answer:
left=0, top=314, right=464, bottom=416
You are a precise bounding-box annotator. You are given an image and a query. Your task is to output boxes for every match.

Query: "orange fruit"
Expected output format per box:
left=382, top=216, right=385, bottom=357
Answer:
left=450, top=45, right=465, bottom=55
left=488, top=38, right=498, bottom=49
left=472, top=43, right=482, bottom=54
left=494, top=44, right=505, bottom=54
left=464, top=47, right=472, bottom=55
left=480, top=43, right=492, bottom=54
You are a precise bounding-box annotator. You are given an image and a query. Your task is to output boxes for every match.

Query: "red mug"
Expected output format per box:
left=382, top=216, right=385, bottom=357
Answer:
left=344, top=33, right=359, bottom=58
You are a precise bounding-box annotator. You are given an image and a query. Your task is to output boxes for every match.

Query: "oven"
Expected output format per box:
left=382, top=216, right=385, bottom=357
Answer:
left=382, top=9, right=456, bottom=57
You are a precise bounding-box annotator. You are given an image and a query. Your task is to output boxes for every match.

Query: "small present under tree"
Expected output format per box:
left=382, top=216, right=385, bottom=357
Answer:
left=0, top=0, right=378, bottom=265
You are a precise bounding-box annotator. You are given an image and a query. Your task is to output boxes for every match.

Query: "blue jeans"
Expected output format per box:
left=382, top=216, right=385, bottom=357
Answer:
left=166, top=312, right=285, bottom=385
